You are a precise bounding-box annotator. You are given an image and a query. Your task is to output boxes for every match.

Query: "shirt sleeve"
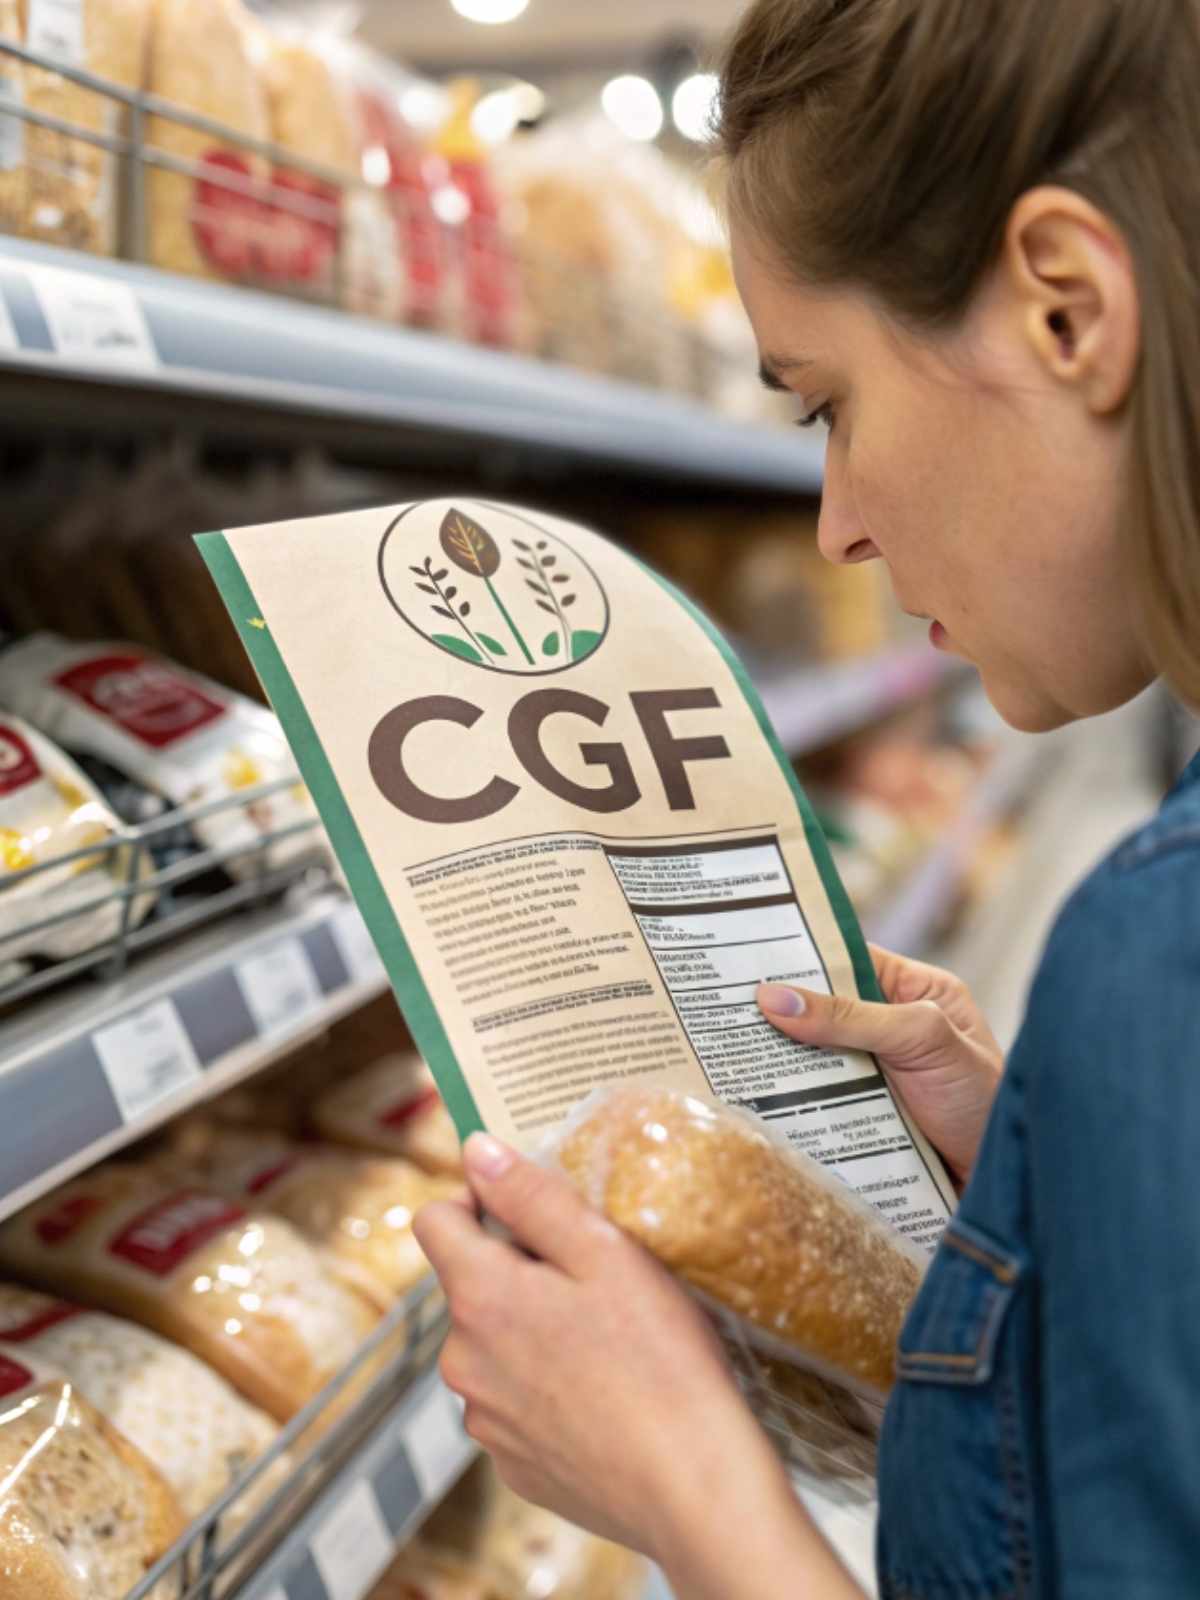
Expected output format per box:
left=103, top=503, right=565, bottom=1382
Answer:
left=1019, top=841, right=1200, bottom=1596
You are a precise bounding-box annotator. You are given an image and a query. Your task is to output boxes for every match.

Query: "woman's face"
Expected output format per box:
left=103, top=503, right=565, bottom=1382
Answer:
left=731, top=227, right=1152, bottom=732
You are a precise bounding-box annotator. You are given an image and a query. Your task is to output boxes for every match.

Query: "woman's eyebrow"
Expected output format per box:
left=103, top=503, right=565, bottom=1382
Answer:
left=758, top=355, right=813, bottom=391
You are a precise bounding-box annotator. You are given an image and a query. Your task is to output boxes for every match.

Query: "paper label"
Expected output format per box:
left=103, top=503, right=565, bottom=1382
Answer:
left=0, top=1354, right=34, bottom=1399
left=26, top=0, right=83, bottom=65
left=243, top=1154, right=302, bottom=1196
left=54, top=654, right=227, bottom=749
left=201, top=498, right=957, bottom=1248
left=236, top=938, right=322, bottom=1037
left=35, top=1191, right=104, bottom=1247
left=310, top=1477, right=394, bottom=1600
left=406, top=1382, right=470, bottom=1497
left=94, top=999, right=203, bottom=1124
left=330, top=901, right=385, bottom=986
left=379, top=1086, right=441, bottom=1131
left=108, top=1190, right=245, bottom=1277
left=30, top=263, right=159, bottom=371
left=0, top=724, right=41, bottom=797
left=0, top=1302, right=82, bottom=1341
left=0, top=74, right=24, bottom=173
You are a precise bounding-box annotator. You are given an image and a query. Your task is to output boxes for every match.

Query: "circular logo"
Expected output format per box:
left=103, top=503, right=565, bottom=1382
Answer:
left=379, top=500, right=610, bottom=675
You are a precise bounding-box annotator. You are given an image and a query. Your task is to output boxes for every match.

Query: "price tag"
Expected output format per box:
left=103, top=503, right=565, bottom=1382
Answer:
left=329, top=903, right=384, bottom=986
left=26, top=0, right=83, bottom=65
left=310, top=1478, right=393, bottom=1600
left=236, top=938, right=322, bottom=1038
left=94, top=999, right=202, bottom=1125
left=30, top=263, right=159, bottom=372
left=406, top=1382, right=471, bottom=1498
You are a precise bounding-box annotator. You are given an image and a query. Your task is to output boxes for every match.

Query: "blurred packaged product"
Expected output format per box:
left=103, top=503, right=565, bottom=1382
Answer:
left=144, top=0, right=271, bottom=282
left=0, top=713, right=153, bottom=967
left=0, top=1282, right=287, bottom=1528
left=370, top=1543, right=501, bottom=1600
left=0, top=1343, right=182, bottom=1599
left=311, top=1052, right=464, bottom=1177
left=0, top=1162, right=381, bottom=1421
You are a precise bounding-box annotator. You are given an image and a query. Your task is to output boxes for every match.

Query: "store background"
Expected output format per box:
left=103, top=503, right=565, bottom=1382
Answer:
left=0, top=0, right=1191, bottom=1596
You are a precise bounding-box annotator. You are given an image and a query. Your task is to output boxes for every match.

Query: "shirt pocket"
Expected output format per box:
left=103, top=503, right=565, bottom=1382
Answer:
left=877, top=1219, right=1037, bottom=1600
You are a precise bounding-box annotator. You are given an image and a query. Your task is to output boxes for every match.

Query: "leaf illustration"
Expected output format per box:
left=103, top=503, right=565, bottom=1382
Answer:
left=417, top=582, right=437, bottom=595
left=541, top=554, right=557, bottom=567
left=542, top=631, right=561, bottom=657
left=439, top=507, right=500, bottom=578
left=477, top=633, right=506, bottom=656
left=517, top=558, right=535, bottom=572
left=537, top=601, right=556, bottom=615
left=571, top=629, right=602, bottom=661
left=562, top=593, right=577, bottom=608
left=552, top=573, right=569, bottom=584
left=432, top=633, right=483, bottom=664
left=460, top=601, right=471, bottom=616
left=433, top=569, right=449, bottom=582
left=444, top=585, right=457, bottom=600
left=513, top=539, right=532, bottom=552
left=433, top=605, right=454, bottom=619
left=527, top=582, right=550, bottom=598
left=409, top=565, right=426, bottom=577
left=537, top=541, right=548, bottom=550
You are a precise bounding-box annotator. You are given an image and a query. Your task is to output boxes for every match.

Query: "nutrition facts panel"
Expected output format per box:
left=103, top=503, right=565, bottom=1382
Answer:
left=604, top=833, right=951, bottom=1246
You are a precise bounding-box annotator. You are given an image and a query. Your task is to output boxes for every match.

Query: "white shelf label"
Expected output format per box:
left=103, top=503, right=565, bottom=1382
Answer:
left=30, top=263, right=159, bottom=371
left=310, top=1478, right=393, bottom=1600
left=94, top=999, right=202, bottom=1124
left=236, top=938, right=322, bottom=1038
left=330, top=903, right=385, bottom=986
left=27, top=0, right=84, bottom=66
left=407, top=1382, right=470, bottom=1498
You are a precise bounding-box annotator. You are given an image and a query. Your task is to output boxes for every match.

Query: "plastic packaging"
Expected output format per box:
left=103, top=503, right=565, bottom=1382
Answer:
left=0, top=1164, right=381, bottom=1422
left=369, top=1545, right=501, bottom=1599
left=311, top=1053, right=463, bottom=1177
left=0, top=1282, right=287, bottom=1528
left=0, top=632, right=323, bottom=882
left=158, top=1122, right=458, bottom=1312
left=0, top=1343, right=182, bottom=1599
left=0, top=713, right=153, bottom=965
left=543, top=1085, right=928, bottom=1500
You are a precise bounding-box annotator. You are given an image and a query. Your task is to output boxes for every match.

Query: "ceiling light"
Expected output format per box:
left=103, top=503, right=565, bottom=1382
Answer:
left=450, top=0, right=529, bottom=23
left=471, top=88, right=521, bottom=144
left=601, top=75, right=663, bottom=142
left=672, top=71, right=718, bottom=142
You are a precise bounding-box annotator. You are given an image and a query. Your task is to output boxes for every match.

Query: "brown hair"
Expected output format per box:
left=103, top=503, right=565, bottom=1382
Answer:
left=716, top=0, right=1200, bottom=706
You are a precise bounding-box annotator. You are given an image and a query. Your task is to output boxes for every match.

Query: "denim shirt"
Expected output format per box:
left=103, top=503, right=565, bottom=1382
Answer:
left=876, top=751, right=1200, bottom=1600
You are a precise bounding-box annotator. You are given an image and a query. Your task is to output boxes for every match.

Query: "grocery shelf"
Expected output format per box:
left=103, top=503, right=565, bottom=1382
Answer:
left=758, top=645, right=970, bottom=756
left=0, top=889, right=388, bottom=1223
left=0, top=236, right=825, bottom=495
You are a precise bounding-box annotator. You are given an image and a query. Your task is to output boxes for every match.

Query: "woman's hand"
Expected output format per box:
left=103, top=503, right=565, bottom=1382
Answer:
left=757, top=944, right=1003, bottom=1184
left=414, top=1136, right=802, bottom=1566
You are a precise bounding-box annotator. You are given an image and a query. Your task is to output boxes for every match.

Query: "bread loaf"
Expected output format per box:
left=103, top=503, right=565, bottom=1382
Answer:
left=159, top=1123, right=457, bottom=1311
left=0, top=1164, right=380, bottom=1421
left=312, top=1054, right=462, bottom=1177
left=0, top=1344, right=181, bottom=1599
left=369, top=1544, right=500, bottom=1599
left=555, top=1087, right=922, bottom=1397
left=0, top=1282, right=285, bottom=1525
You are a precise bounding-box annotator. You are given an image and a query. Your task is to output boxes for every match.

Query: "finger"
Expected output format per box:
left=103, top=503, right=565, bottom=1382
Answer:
left=462, top=1134, right=616, bottom=1276
left=756, top=982, right=958, bottom=1065
left=413, top=1196, right=513, bottom=1296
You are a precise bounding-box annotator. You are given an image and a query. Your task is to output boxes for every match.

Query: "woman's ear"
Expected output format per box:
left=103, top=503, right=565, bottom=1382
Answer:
left=1003, top=185, right=1140, bottom=415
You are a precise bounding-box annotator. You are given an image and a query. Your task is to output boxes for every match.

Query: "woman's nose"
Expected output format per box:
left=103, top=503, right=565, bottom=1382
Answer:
left=816, top=447, right=876, bottom=566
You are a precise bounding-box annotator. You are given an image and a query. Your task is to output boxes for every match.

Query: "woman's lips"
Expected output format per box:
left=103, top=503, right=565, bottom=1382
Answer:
left=929, top=620, right=949, bottom=649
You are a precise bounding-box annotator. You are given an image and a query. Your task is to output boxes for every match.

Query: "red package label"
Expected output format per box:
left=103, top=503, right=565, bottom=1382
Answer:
left=108, top=1191, right=246, bottom=1277
left=54, top=654, right=227, bottom=749
left=0, top=724, right=41, bottom=797
left=36, top=1192, right=104, bottom=1247
left=0, top=1354, right=34, bottom=1399
left=0, top=1302, right=83, bottom=1342
left=244, top=1154, right=302, bottom=1196
left=260, top=170, right=340, bottom=285
left=192, top=149, right=267, bottom=278
left=379, top=1085, right=441, bottom=1130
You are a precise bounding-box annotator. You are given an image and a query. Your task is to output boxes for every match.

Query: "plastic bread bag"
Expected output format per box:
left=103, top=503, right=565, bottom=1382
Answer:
left=0, top=633, right=328, bottom=882
left=0, top=1342, right=182, bottom=1600
left=0, top=1163, right=381, bottom=1423
left=0, top=713, right=154, bottom=968
left=0, top=1282, right=289, bottom=1533
left=156, top=1120, right=460, bottom=1312
left=311, top=1052, right=464, bottom=1177
left=368, top=1544, right=503, bottom=1600
left=540, top=1084, right=928, bottom=1504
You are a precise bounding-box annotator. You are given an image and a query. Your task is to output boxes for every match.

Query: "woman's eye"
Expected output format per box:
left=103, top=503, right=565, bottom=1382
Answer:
left=795, top=401, right=836, bottom=432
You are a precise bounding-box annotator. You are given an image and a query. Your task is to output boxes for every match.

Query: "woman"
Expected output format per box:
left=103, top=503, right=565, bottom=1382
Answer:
left=414, top=1, right=1200, bottom=1594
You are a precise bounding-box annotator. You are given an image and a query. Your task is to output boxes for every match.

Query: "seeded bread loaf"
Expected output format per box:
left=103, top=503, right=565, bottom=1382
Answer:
left=555, top=1086, right=923, bottom=1398
left=312, top=1054, right=463, bottom=1177
left=0, top=1345, right=181, bottom=1599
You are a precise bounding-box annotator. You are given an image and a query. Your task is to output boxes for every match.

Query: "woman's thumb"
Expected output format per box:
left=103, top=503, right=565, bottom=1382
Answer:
left=756, top=982, right=955, bottom=1064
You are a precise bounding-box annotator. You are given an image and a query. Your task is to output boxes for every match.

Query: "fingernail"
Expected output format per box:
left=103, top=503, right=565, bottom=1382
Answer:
left=465, top=1132, right=515, bottom=1180
left=758, top=984, right=805, bottom=1017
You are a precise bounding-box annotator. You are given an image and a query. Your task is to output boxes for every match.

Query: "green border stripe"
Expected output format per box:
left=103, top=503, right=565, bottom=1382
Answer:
left=195, top=531, right=485, bottom=1142
left=638, top=559, right=884, bottom=1004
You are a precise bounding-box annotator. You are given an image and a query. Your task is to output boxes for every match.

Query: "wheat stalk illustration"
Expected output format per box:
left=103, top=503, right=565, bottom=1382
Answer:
left=513, top=536, right=578, bottom=659
left=439, top=508, right=534, bottom=665
left=409, top=554, right=488, bottom=658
